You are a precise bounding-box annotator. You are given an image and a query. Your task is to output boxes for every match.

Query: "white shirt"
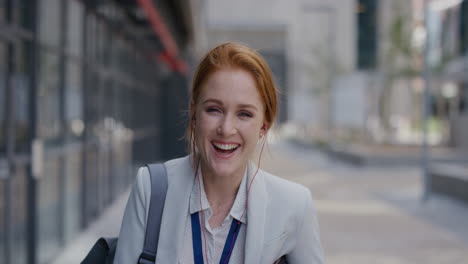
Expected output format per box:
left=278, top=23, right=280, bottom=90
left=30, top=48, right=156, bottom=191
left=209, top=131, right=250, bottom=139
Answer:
left=179, top=167, right=248, bottom=264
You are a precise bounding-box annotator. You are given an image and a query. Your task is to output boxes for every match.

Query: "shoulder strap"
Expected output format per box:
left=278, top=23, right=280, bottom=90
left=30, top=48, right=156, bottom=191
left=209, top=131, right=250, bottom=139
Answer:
left=138, top=163, right=168, bottom=264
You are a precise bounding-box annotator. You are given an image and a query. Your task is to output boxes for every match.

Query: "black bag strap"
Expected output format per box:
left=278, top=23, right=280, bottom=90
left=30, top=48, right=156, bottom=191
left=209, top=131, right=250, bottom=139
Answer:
left=138, top=163, right=168, bottom=264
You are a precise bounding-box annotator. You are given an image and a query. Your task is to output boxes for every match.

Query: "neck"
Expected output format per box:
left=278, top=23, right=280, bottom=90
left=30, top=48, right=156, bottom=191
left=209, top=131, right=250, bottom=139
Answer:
left=200, top=163, right=246, bottom=207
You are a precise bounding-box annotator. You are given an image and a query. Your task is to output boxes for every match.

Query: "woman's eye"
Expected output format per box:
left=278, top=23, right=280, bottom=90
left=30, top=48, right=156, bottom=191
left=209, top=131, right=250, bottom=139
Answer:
left=239, top=111, right=253, bottom=118
left=206, top=107, right=220, bottom=113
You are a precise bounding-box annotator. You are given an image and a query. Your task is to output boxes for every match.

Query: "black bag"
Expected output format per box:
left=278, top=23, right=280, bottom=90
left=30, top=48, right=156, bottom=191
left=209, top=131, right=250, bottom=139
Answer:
left=81, top=164, right=168, bottom=264
left=278, top=256, right=288, bottom=264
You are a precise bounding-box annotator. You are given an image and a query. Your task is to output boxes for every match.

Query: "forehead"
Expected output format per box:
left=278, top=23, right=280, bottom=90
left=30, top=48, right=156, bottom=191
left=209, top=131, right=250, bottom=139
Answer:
left=199, top=69, right=263, bottom=107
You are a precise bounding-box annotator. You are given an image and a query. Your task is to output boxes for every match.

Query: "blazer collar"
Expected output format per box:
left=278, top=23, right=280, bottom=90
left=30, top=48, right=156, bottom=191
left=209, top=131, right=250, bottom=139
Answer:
left=244, top=161, right=267, bottom=263
left=156, top=155, right=195, bottom=263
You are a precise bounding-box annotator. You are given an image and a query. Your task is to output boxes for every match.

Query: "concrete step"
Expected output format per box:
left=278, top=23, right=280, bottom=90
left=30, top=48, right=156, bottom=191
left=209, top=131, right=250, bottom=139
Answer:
left=430, top=163, right=468, bottom=204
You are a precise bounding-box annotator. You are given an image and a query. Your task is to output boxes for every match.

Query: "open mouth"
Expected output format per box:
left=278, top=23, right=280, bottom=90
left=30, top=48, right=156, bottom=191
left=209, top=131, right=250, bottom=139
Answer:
left=212, top=142, right=240, bottom=155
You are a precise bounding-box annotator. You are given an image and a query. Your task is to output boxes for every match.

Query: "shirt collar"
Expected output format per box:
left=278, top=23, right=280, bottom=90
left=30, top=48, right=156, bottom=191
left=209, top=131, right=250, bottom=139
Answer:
left=189, top=164, right=249, bottom=224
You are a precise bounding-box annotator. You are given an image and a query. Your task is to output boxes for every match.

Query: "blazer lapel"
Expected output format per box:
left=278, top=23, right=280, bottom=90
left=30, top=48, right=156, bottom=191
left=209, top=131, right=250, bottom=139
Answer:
left=244, top=163, right=267, bottom=263
left=156, top=156, right=195, bottom=263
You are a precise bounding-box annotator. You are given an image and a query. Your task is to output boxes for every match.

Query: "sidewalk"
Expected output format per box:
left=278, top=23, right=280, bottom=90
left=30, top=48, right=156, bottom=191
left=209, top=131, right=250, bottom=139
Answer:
left=267, top=142, right=468, bottom=263
left=51, top=190, right=130, bottom=264
left=51, top=141, right=468, bottom=263
left=292, top=139, right=468, bottom=166
left=290, top=138, right=468, bottom=205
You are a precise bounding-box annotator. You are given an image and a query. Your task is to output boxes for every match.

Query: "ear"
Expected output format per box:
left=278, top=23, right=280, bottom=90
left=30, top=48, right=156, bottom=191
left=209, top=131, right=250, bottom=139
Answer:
left=259, top=123, right=268, bottom=138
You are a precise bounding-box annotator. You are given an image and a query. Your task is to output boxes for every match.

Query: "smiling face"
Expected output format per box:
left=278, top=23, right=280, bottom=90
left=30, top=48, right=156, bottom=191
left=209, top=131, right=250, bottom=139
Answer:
left=193, top=68, right=266, bottom=180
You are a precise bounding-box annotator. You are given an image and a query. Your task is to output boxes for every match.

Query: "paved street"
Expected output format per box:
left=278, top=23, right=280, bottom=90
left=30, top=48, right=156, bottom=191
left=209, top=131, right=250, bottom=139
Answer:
left=53, top=141, right=468, bottom=263
left=264, top=142, right=468, bottom=264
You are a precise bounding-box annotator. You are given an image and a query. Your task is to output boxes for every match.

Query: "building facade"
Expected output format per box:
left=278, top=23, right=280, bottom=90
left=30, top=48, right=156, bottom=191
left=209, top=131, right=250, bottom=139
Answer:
left=332, top=0, right=467, bottom=147
left=0, top=0, right=194, bottom=263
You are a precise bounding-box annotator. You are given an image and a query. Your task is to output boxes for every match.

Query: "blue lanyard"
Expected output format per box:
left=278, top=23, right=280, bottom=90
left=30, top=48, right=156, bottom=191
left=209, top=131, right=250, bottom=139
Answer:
left=191, top=212, right=242, bottom=264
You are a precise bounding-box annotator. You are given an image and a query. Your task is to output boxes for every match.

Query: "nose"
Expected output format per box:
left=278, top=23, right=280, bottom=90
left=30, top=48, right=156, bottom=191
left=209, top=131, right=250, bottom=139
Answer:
left=217, top=115, right=237, bottom=136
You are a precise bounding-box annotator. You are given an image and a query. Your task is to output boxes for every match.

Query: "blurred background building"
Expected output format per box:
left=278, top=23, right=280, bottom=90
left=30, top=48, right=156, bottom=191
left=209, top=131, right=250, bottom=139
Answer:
left=202, top=0, right=468, bottom=200
left=0, top=0, right=198, bottom=263
left=202, top=0, right=466, bottom=148
left=0, top=0, right=467, bottom=263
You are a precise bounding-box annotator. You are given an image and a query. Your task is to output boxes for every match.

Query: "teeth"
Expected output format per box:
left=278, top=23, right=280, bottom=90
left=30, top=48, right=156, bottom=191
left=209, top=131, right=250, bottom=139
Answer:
left=213, top=142, right=239, bottom=150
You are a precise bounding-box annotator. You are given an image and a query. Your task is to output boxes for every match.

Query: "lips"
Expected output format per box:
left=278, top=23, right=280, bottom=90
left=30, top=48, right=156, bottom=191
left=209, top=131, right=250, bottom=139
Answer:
left=211, top=141, right=240, bottom=155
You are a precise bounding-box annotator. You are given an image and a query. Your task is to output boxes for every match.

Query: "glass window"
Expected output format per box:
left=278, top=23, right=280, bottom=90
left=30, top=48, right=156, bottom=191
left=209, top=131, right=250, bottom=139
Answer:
left=10, top=164, right=28, bottom=264
left=14, top=41, right=30, bottom=153
left=63, top=148, right=82, bottom=243
left=357, top=0, right=378, bottom=69
left=122, top=85, right=132, bottom=129
left=19, top=0, right=34, bottom=30
left=11, top=0, right=31, bottom=29
left=67, top=0, right=84, bottom=57
left=84, top=70, right=100, bottom=141
left=113, top=82, right=122, bottom=128
left=102, top=29, right=111, bottom=67
left=83, top=145, right=98, bottom=222
left=115, top=38, right=124, bottom=74
left=65, top=61, right=83, bottom=139
left=12, top=73, right=29, bottom=152
left=0, top=181, right=5, bottom=264
left=37, top=157, right=61, bottom=264
left=460, top=0, right=468, bottom=54
left=109, top=36, right=120, bottom=71
left=0, top=42, right=6, bottom=154
left=116, top=82, right=130, bottom=130
left=38, top=0, right=61, bottom=47
left=101, top=78, right=112, bottom=121
left=0, top=0, right=6, bottom=24
left=96, top=21, right=104, bottom=65
left=85, top=13, right=97, bottom=61
left=460, top=84, right=467, bottom=114
left=37, top=50, right=61, bottom=140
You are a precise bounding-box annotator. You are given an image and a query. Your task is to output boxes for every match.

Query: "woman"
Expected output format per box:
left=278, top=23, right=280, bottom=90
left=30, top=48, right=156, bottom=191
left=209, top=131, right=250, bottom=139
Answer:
left=114, top=42, right=324, bottom=263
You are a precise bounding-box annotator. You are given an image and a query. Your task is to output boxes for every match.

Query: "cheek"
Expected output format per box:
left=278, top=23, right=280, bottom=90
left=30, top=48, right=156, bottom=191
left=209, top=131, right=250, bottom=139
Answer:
left=241, top=123, right=262, bottom=143
left=195, top=114, right=217, bottom=139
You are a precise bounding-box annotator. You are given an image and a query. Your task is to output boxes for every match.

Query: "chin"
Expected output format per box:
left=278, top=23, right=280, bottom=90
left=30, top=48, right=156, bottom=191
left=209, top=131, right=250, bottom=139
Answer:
left=210, top=163, right=241, bottom=178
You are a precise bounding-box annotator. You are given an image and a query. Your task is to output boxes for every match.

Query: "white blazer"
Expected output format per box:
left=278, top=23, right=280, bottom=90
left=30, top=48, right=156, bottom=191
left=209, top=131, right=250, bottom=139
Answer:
left=114, top=155, right=324, bottom=264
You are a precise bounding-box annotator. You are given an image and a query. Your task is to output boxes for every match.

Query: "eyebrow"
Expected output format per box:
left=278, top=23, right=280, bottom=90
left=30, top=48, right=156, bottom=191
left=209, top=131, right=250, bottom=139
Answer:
left=202, top=98, right=259, bottom=111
